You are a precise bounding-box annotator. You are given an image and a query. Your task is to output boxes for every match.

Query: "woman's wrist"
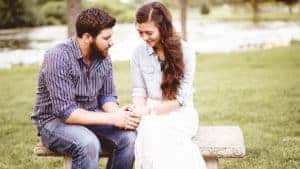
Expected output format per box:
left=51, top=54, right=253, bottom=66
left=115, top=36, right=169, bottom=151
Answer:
left=147, top=103, right=154, bottom=115
left=130, top=104, right=150, bottom=116
left=147, top=100, right=159, bottom=115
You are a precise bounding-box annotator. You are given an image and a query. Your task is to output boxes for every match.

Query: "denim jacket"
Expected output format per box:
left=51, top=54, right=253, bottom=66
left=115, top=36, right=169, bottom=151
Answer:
left=130, top=41, right=196, bottom=107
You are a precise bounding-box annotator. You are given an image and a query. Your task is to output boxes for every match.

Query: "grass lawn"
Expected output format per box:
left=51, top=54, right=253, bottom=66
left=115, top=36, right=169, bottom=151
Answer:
left=0, top=45, right=299, bottom=169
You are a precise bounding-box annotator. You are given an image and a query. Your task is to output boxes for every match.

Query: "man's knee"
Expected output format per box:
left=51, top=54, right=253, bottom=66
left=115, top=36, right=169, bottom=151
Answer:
left=116, top=131, right=137, bottom=150
left=72, top=134, right=101, bottom=160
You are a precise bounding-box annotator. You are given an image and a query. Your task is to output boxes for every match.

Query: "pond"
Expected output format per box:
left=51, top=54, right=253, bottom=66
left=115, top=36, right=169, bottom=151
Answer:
left=0, top=21, right=299, bottom=68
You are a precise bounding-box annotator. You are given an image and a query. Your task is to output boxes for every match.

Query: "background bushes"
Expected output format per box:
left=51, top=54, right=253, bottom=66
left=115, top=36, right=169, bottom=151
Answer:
left=0, top=0, right=38, bottom=28
left=0, top=0, right=136, bottom=29
left=83, top=0, right=135, bottom=23
left=39, top=1, right=66, bottom=25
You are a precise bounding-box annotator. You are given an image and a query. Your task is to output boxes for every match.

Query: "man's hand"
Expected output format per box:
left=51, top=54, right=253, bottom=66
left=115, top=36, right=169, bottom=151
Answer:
left=111, top=109, right=142, bottom=130
left=121, top=104, right=131, bottom=111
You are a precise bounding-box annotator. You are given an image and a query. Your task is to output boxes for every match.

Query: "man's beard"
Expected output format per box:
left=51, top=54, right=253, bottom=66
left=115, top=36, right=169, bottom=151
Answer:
left=90, top=41, right=108, bottom=59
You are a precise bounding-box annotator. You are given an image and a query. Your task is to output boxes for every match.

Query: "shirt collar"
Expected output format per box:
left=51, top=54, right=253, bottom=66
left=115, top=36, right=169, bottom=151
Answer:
left=71, top=36, right=84, bottom=60
left=145, top=43, right=162, bottom=63
left=71, top=36, right=108, bottom=62
left=145, top=43, right=156, bottom=56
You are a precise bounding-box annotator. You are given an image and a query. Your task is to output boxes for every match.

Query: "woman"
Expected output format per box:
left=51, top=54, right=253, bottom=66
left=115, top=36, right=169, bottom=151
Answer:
left=130, top=2, right=207, bottom=169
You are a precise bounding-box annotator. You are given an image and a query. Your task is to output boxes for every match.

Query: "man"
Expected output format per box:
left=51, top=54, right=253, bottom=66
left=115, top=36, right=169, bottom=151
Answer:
left=31, top=8, right=141, bottom=169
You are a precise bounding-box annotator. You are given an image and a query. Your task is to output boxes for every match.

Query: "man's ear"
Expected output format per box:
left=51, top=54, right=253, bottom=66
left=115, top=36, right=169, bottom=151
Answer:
left=82, top=33, right=93, bottom=44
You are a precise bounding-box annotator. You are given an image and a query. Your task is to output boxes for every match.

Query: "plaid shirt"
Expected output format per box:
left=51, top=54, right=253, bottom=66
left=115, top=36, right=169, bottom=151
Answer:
left=31, top=37, right=117, bottom=131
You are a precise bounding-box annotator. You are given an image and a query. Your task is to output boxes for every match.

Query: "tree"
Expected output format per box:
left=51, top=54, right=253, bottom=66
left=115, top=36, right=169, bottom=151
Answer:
left=0, top=0, right=37, bottom=28
left=67, top=0, right=81, bottom=37
left=178, top=0, right=187, bottom=40
left=277, top=0, right=299, bottom=13
left=251, top=0, right=259, bottom=22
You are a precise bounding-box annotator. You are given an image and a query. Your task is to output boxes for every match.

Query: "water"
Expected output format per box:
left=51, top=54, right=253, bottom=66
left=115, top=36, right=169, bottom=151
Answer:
left=0, top=21, right=300, bottom=68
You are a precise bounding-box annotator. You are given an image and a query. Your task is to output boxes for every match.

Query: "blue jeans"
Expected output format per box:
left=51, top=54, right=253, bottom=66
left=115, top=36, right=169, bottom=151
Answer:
left=39, top=119, right=136, bottom=169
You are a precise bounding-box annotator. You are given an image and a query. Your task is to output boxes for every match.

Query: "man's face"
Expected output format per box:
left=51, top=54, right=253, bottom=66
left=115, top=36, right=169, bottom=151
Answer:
left=90, top=28, right=113, bottom=58
left=136, top=21, right=160, bottom=47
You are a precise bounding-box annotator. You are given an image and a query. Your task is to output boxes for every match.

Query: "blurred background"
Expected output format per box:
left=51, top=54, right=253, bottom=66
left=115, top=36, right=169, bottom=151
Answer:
left=0, top=0, right=299, bottom=68
left=0, top=0, right=299, bottom=169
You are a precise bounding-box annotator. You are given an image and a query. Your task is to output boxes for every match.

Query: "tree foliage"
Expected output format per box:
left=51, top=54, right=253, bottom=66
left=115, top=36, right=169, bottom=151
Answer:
left=0, top=0, right=67, bottom=28
left=82, top=0, right=135, bottom=23
left=40, top=1, right=66, bottom=25
left=0, top=0, right=37, bottom=28
left=276, top=0, right=299, bottom=13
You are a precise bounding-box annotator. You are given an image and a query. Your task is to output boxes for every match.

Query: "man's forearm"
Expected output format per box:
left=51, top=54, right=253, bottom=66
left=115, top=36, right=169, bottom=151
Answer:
left=102, top=101, right=120, bottom=113
left=64, top=108, right=116, bottom=125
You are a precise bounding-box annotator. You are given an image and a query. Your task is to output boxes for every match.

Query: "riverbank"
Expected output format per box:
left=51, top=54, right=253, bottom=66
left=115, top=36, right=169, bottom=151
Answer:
left=1, top=20, right=300, bottom=69
left=186, top=3, right=300, bottom=22
left=0, top=46, right=299, bottom=169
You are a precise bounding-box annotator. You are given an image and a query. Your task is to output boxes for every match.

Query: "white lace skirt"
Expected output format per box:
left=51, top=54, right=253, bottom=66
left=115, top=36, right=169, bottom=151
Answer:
left=134, top=106, right=207, bottom=169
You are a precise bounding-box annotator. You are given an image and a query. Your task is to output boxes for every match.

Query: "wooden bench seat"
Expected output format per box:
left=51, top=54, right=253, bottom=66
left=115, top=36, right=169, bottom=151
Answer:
left=34, top=126, right=245, bottom=169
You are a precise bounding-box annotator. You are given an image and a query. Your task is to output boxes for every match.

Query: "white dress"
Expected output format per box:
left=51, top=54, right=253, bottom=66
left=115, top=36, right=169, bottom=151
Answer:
left=131, top=42, right=207, bottom=169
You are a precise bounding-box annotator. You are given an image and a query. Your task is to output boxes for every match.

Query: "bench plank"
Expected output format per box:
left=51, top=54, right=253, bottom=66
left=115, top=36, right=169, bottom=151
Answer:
left=34, top=143, right=111, bottom=157
left=34, top=126, right=245, bottom=169
left=192, top=126, right=245, bottom=158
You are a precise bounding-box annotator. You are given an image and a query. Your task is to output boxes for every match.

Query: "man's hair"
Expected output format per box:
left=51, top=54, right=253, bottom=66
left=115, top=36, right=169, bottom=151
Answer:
left=76, top=8, right=116, bottom=38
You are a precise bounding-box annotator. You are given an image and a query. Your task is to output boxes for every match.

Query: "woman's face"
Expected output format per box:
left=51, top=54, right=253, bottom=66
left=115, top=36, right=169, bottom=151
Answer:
left=136, top=21, right=161, bottom=47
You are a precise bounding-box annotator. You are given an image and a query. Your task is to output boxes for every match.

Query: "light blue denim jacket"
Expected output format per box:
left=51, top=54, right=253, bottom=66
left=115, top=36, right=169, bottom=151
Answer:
left=130, top=41, right=196, bottom=107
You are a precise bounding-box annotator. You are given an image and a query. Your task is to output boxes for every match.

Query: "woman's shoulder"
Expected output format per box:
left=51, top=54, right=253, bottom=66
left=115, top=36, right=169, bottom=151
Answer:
left=181, top=40, right=195, bottom=53
left=132, top=42, right=153, bottom=60
left=134, top=42, right=150, bottom=53
left=181, top=40, right=196, bottom=60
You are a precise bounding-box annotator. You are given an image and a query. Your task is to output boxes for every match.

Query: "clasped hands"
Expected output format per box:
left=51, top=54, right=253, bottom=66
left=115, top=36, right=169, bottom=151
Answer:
left=113, top=104, right=151, bottom=130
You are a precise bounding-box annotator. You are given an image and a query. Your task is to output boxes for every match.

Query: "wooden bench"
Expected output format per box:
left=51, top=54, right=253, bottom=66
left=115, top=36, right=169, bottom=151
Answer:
left=34, top=126, right=245, bottom=169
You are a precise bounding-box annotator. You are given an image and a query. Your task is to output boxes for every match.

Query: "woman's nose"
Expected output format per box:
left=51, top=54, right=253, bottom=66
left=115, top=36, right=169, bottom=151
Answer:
left=141, top=34, right=149, bottom=41
left=108, top=39, right=113, bottom=47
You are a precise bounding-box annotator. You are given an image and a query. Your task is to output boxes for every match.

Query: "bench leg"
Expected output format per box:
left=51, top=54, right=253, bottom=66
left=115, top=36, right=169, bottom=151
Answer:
left=63, top=156, right=72, bottom=169
left=204, top=157, right=218, bottom=169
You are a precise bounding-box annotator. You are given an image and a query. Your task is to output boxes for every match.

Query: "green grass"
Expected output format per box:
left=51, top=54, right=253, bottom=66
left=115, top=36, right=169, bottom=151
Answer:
left=0, top=45, right=299, bottom=168
left=195, top=46, right=300, bottom=169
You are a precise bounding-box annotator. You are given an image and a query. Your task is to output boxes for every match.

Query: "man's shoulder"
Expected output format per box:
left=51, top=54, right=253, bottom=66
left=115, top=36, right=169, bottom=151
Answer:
left=44, top=39, right=75, bottom=61
left=50, top=38, right=74, bottom=53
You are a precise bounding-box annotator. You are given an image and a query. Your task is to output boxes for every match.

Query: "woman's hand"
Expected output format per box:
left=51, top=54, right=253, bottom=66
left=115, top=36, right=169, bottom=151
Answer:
left=129, top=104, right=151, bottom=116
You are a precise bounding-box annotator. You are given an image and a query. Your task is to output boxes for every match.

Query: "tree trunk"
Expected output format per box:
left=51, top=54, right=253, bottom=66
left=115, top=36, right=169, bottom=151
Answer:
left=288, top=5, right=293, bottom=14
left=251, top=0, right=259, bottom=22
left=67, top=0, right=81, bottom=37
left=178, top=0, right=187, bottom=40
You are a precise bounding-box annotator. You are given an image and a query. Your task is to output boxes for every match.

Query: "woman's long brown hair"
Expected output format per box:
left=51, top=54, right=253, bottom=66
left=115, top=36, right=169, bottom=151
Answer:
left=136, top=2, right=184, bottom=100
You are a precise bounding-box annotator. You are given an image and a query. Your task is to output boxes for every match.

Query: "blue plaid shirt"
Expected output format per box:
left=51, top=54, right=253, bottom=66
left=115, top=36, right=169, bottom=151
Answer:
left=31, top=37, right=117, bottom=131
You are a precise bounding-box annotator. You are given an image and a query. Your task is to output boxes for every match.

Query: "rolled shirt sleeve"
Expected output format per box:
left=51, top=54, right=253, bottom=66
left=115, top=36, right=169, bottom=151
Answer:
left=43, top=51, right=78, bottom=121
left=176, top=42, right=196, bottom=106
left=98, top=96, right=118, bottom=107
left=130, top=47, right=147, bottom=97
